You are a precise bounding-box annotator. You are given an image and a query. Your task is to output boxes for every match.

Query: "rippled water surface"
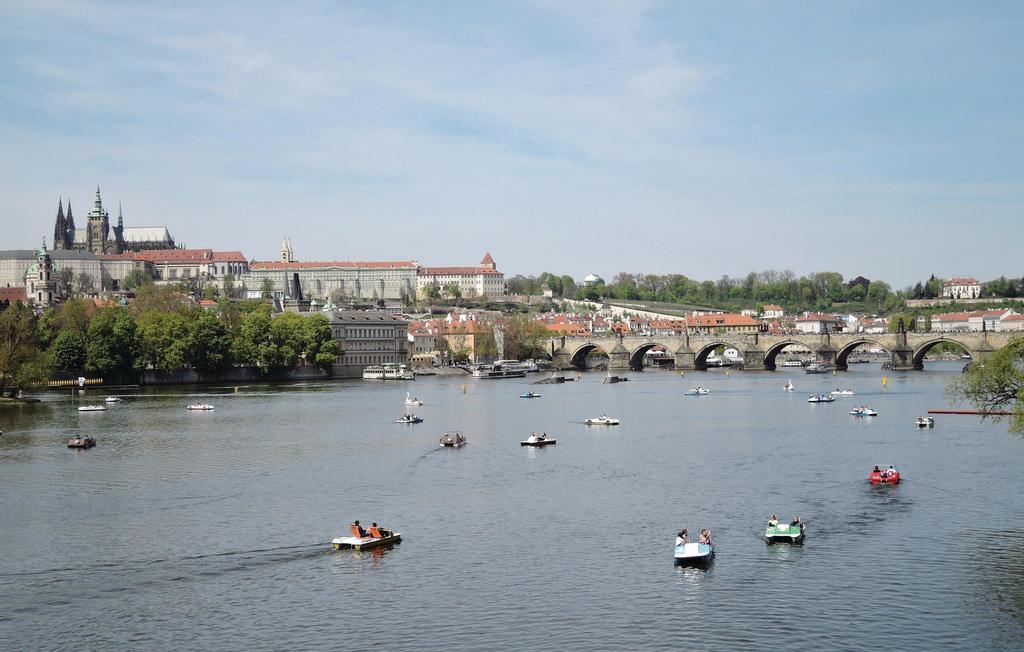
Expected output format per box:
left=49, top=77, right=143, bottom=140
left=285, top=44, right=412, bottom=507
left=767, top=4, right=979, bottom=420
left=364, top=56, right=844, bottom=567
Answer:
left=2, top=363, right=1023, bottom=650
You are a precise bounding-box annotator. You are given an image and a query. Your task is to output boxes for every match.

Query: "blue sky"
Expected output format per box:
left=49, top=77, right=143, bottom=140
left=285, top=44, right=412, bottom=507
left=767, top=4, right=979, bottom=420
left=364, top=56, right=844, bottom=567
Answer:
left=1, top=0, right=1021, bottom=287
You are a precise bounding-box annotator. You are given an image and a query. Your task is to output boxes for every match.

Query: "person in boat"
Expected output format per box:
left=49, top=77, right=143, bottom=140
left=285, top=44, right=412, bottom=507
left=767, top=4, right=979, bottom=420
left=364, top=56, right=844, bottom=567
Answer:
left=676, top=529, right=688, bottom=546
left=790, top=516, right=801, bottom=527
left=873, top=465, right=880, bottom=473
left=768, top=514, right=779, bottom=527
left=353, top=520, right=368, bottom=537
left=698, top=530, right=711, bottom=545
left=540, top=432, right=547, bottom=440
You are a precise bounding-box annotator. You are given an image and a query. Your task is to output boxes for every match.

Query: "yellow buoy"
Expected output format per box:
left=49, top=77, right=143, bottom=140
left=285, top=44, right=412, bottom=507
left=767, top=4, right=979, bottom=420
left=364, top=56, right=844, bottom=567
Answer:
left=462, top=384, right=467, bottom=393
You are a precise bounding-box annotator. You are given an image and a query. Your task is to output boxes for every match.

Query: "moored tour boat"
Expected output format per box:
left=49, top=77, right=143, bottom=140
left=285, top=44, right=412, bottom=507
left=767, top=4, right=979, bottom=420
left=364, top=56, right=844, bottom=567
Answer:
left=472, top=359, right=530, bottom=379
left=77, top=405, right=106, bottom=412
left=915, top=416, right=935, bottom=428
left=332, top=522, right=401, bottom=550
left=584, top=415, right=620, bottom=426
left=805, top=362, right=829, bottom=374
left=520, top=432, right=556, bottom=447
left=67, top=435, right=96, bottom=449
left=781, top=359, right=804, bottom=368
left=439, top=431, right=467, bottom=448
left=186, top=403, right=214, bottom=411
left=362, top=363, right=415, bottom=380
left=870, top=465, right=900, bottom=485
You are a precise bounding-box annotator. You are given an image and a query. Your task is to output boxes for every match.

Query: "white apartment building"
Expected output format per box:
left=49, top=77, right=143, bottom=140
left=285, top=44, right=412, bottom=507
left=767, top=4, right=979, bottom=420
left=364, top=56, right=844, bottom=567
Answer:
left=942, top=277, right=982, bottom=300
left=416, top=252, right=505, bottom=300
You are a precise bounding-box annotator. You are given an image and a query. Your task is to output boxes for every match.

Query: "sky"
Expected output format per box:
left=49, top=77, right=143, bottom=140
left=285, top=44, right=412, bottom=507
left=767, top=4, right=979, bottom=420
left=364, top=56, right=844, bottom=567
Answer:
left=1, top=0, right=1022, bottom=288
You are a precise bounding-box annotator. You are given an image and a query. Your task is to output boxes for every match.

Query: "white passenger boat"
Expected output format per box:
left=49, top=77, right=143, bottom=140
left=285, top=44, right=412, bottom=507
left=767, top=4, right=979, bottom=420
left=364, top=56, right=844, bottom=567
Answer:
left=404, top=393, right=424, bottom=406
left=915, top=416, right=935, bottom=428
left=363, top=363, right=415, bottom=381
left=674, top=530, right=714, bottom=564
left=186, top=403, right=215, bottom=411
left=807, top=394, right=834, bottom=403
left=849, top=406, right=878, bottom=417
left=104, top=396, right=122, bottom=403
left=781, top=359, right=804, bottom=368
left=77, top=405, right=106, bottom=412
left=472, top=360, right=530, bottom=379
left=332, top=523, right=401, bottom=550
left=685, top=387, right=710, bottom=396
left=439, top=431, right=467, bottom=448
left=584, top=415, right=620, bottom=426
left=397, top=414, right=423, bottom=424
left=520, top=432, right=556, bottom=447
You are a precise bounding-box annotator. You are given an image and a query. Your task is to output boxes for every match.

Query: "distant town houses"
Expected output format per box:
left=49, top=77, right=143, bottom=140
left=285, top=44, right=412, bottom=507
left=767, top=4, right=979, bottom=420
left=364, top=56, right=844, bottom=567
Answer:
left=942, top=277, right=982, bottom=300
left=928, top=308, right=1022, bottom=333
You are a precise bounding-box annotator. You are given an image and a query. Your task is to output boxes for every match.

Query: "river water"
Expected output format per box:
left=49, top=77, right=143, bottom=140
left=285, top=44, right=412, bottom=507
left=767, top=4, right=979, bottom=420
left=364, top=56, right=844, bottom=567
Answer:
left=2, top=362, right=1023, bottom=650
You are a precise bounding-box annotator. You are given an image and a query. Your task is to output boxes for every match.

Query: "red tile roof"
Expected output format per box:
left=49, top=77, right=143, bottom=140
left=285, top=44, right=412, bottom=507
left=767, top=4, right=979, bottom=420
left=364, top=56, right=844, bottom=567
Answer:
left=0, top=287, right=28, bottom=302
left=133, top=249, right=214, bottom=263
left=944, top=277, right=979, bottom=286
left=419, top=266, right=503, bottom=276
left=212, top=251, right=247, bottom=262
left=480, top=252, right=495, bottom=265
left=689, top=313, right=759, bottom=327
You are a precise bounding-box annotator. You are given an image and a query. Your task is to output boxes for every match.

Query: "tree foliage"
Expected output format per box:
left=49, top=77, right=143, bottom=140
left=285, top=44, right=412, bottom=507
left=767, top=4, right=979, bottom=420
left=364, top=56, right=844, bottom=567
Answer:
left=86, top=308, right=140, bottom=376
left=51, top=330, right=87, bottom=371
left=948, top=339, right=1024, bottom=433
left=0, top=303, right=46, bottom=392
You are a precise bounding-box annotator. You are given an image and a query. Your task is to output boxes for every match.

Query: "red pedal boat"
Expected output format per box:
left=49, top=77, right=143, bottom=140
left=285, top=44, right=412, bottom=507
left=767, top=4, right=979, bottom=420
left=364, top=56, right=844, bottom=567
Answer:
left=870, top=465, right=900, bottom=485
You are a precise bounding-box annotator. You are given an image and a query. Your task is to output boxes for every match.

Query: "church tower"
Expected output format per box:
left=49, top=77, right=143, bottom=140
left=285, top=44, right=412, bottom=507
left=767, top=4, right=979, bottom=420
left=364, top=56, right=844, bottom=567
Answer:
left=281, top=236, right=294, bottom=263
left=112, top=201, right=125, bottom=252
left=53, top=199, right=66, bottom=250
left=30, top=238, right=56, bottom=307
left=86, top=185, right=112, bottom=254
left=65, top=200, right=76, bottom=249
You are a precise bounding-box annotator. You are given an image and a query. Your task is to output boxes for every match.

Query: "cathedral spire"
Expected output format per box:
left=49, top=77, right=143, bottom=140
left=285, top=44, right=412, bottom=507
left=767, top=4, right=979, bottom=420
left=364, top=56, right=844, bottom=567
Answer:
left=117, top=201, right=124, bottom=228
left=53, top=198, right=66, bottom=249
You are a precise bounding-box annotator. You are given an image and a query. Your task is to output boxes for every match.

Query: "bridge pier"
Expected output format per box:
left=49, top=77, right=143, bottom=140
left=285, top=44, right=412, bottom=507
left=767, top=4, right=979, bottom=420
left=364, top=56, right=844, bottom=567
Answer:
left=609, top=342, right=631, bottom=371
left=815, top=345, right=837, bottom=369
left=742, top=348, right=765, bottom=371
left=674, top=346, right=695, bottom=370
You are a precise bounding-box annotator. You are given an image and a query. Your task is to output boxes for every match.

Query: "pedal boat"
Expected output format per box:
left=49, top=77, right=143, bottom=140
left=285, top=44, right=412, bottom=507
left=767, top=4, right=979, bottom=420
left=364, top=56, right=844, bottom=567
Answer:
left=685, top=387, right=709, bottom=396
left=584, top=415, right=620, bottom=425
left=519, top=391, right=541, bottom=399
left=186, top=403, right=214, bottom=411
left=440, top=431, right=466, bottom=447
left=77, top=405, right=106, bottom=412
left=807, top=394, right=834, bottom=403
left=67, top=435, right=96, bottom=449
left=870, top=466, right=901, bottom=485
left=830, top=389, right=855, bottom=397
left=915, top=416, right=935, bottom=428
left=849, top=407, right=878, bottom=417
left=332, top=524, right=401, bottom=551
left=397, top=414, right=423, bottom=424
left=520, top=432, right=556, bottom=447
left=404, top=393, right=424, bottom=406
left=104, top=396, right=122, bottom=403
left=674, top=534, right=715, bottom=565
left=765, top=521, right=805, bottom=545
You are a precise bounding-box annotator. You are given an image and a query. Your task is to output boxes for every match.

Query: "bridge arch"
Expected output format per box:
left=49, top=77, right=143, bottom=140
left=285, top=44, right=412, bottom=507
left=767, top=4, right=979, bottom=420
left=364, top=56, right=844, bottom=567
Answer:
left=628, top=342, right=674, bottom=369
left=568, top=342, right=611, bottom=370
left=911, top=337, right=974, bottom=370
left=834, top=339, right=891, bottom=371
left=694, top=341, right=742, bottom=370
left=763, top=340, right=813, bottom=371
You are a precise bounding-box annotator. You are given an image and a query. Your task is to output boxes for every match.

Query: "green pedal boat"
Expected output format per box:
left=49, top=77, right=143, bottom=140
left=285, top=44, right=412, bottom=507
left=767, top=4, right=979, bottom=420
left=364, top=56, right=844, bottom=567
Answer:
left=765, top=521, right=805, bottom=545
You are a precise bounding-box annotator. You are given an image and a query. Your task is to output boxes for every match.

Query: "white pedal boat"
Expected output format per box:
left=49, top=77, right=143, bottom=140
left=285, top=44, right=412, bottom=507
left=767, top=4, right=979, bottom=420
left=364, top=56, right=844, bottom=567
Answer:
left=849, top=407, right=878, bottom=417
left=519, top=392, right=541, bottom=399
left=104, top=396, right=122, bottom=403
left=915, top=416, right=935, bottom=428
left=397, top=414, right=423, bottom=424
left=685, top=387, right=710, bottom=396
left=807, top=394, right=834, bottom=403
left=77, top=405, right=106, bottom=412
left=584, top=415, right=619, bottom=426
left=404, top=393, right=424, bottom=406
left=440, top=431, right=466, bottom=447
left=674, top=536, right=715, bottom=565
left=186, top=403, right=215, bottom=411
left=520, top=432, right=556, bottom=447
left=830, top=389, right=855, bottom=397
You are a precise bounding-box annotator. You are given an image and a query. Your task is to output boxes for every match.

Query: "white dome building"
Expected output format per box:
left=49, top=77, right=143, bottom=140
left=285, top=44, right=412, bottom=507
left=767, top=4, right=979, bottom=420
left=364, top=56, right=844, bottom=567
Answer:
left=583, top=273, right=604, bottom=286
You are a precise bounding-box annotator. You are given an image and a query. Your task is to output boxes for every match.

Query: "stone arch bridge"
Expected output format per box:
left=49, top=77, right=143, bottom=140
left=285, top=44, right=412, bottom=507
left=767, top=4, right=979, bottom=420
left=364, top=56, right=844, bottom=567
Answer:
left=550, top=331, right=1020, bottom=372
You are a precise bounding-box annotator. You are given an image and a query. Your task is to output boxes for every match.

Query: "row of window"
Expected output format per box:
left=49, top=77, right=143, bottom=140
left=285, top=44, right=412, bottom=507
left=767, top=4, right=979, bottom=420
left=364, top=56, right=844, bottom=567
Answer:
left=344, top=354, right=404, bottom=365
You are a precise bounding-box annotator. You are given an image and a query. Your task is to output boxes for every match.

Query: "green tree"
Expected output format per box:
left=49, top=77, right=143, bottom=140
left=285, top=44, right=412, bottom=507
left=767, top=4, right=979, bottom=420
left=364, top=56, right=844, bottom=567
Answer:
left=443, top=283, right=462, bottom=300
left=58, top=298, right=92, bottom=339
left=222, top=273, right=236, bottom=299
left=0, top=303, right=46, bottom=393
left=51, top=330, right=87, bottom=370
left=138, top=312, right=192, bottom=373
left=86, top=308, right=140, bottom=376
left=866, top=281, right=891, bottom=310
left=949, top=339, right=1024, bottom=433
left=260, top=277, right=275, bottom=299
left=131, top=284, right=187, bottom=317
left=189, top=312, right=232, bottom=372
left=123, top=269, right=152, bottom=291
left=300, top=313, right=341, bottom=368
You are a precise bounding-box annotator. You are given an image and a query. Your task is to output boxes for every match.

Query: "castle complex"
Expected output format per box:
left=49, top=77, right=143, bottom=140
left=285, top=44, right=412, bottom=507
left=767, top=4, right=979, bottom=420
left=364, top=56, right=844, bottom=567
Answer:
left=52, top=187, right=176, bottom=255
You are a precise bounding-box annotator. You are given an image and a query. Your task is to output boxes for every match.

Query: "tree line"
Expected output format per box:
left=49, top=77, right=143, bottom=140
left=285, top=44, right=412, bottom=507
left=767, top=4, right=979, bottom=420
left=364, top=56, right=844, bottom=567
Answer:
left=0, top=284, right=340, bottom=393
left=508, top=270, right=899, bottom=313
